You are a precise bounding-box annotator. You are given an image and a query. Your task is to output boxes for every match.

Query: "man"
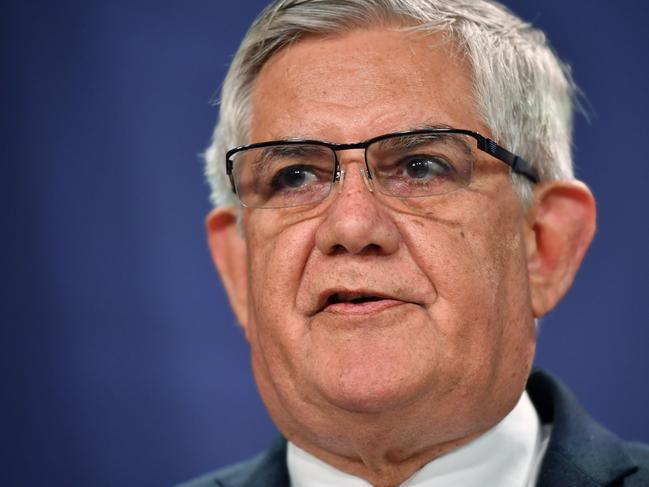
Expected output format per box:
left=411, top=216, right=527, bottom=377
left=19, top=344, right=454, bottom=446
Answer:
left=182, top=1, right=649, bottom=486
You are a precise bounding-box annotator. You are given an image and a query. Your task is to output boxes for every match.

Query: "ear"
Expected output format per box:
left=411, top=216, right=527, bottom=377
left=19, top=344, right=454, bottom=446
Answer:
left=206, top=206, right=250, bottom=336
left=524, top=180, right=596, bottom=317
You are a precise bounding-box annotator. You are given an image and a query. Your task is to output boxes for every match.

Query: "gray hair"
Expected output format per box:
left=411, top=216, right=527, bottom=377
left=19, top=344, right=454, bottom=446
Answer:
left=205, top=0, right=577, bottom=208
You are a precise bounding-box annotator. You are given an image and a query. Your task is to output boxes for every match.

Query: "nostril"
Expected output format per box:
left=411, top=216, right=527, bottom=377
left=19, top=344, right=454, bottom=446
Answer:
left=330, top=244, right=347, bottom=256
left=360, top=243, right=382, bottom=255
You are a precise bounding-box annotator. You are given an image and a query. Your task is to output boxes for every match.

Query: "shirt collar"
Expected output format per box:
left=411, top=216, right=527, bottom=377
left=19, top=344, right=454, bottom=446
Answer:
left=287, top=391, right=546, bottom=487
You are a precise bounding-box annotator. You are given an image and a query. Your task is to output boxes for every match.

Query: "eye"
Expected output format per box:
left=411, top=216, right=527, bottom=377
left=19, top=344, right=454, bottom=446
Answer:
left=271, top=165, right=318, bottom=191
left=402, top=156, right=452, bottom=180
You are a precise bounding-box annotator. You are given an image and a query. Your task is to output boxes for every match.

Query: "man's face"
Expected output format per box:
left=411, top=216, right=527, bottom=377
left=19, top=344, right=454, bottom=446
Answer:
left=228, top=28, right=537, bottom=455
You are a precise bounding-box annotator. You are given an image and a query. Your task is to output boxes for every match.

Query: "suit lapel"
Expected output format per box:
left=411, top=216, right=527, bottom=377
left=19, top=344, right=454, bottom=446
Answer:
left=215, top=436, right=289, bottom=487
left=528, top=371, right=638, bottom=487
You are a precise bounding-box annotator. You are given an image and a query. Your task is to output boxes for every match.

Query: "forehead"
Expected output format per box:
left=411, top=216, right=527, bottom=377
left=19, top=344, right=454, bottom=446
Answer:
left=248, top=27, right=485, bottom=143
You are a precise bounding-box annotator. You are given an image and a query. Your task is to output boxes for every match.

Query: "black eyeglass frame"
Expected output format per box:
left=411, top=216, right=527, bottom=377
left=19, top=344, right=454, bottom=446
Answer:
left=225, top=128, right=539, bottom=202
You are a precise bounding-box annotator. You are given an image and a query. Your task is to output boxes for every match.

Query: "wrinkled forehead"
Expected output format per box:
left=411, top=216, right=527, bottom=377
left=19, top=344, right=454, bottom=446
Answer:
left=247, top=27, right=481, bottom=143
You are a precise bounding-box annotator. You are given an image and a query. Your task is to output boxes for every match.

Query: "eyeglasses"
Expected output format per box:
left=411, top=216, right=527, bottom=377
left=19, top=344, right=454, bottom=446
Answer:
left=225, top=128, right=538, bottom=209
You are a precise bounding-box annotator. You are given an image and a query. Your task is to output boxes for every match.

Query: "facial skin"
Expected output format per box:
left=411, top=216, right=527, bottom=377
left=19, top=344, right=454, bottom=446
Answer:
left=208, top=27, right=596, bottom=487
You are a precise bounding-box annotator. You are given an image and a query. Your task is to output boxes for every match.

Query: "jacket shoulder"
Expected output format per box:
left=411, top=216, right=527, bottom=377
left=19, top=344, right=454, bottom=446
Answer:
left=176, top=437, right=289, bottom=487
left=626, top=441, right=649, bottom=485
left=175, top=456, right=259, bottom=487
left=529, top=370, right=649, bottom=487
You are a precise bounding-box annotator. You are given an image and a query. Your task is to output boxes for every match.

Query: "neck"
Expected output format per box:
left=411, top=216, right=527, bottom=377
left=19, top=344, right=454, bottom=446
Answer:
left=267, top=388, right=517, bottom=485
left=288, top=391, right=543, bottom=487
left=292, top=432, right=483, bottom=487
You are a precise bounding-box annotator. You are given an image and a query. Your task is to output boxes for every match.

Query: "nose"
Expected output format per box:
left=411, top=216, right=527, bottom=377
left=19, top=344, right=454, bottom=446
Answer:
left=315, top=156, right=400, bottom=256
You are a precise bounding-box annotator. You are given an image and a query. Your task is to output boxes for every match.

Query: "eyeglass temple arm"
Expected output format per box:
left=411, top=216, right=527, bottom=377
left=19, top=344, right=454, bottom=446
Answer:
left=476, top=136, right=540, bottom=184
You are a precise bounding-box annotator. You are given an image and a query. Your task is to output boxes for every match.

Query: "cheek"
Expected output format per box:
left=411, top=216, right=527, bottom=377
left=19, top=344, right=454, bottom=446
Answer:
left=404, top=203, right=529, bottom=339
left=244, top=216, right=320, bottom=359
left=408, top=211, right=533, bottom=412
left=247, top=214, right=312, bottom=298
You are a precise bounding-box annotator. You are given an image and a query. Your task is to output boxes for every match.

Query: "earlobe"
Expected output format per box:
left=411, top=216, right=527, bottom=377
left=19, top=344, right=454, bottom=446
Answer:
left=206, top=206, right=250, bottom=336
left=525, top=180, right=597, bottom=317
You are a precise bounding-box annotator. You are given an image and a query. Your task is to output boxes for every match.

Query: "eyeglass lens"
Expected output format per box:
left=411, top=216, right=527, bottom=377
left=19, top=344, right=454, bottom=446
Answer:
left=230, top=133, right=475, bottom=208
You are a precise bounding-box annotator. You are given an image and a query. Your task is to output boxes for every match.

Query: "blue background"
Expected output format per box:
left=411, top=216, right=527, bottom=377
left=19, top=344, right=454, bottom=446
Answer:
left=2, top=1, right=648, bottom=485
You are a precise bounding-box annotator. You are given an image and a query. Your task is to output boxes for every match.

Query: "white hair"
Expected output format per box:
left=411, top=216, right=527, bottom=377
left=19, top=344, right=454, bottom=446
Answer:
left=205, top=0, right=577, bottom=208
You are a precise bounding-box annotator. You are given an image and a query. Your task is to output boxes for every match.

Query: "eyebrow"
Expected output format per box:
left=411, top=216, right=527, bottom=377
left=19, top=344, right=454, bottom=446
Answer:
left=264, top=122, right=455, bottom=144
left=258, top=143, right=329, bottom=159
left=412, top=122, right=455, bottom=131
left=373, top=127, right=474, bottom=158
left=254, top=125, right=474, bottom=158
left=251, top=144, right=332, bottom=173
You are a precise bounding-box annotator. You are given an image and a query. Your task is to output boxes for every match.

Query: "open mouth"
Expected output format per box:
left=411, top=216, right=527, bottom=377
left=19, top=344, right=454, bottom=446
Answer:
left=327, top=293, right=385, bottom=305
left=313, top=290, right=409, bottom=317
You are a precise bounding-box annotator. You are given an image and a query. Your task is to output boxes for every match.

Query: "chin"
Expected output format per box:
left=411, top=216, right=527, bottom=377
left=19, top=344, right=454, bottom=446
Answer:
left=303, top=310, right=440, bottom=413
left=313, top=356, right=434, bottom=415
left=324, top=387, right=421, bottom=415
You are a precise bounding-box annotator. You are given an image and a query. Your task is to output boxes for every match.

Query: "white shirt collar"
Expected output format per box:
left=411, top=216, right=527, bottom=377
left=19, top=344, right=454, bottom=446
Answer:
left=287, top=391, right=549, bottom=487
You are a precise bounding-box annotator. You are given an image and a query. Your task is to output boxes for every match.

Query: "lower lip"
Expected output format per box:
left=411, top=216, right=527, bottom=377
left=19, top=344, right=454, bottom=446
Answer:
left=322, top=299, right=405, bottom=315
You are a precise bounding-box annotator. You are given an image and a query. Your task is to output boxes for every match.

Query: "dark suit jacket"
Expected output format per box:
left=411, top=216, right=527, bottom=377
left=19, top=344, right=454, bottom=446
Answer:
left=178, top=370, right=649, bottom=486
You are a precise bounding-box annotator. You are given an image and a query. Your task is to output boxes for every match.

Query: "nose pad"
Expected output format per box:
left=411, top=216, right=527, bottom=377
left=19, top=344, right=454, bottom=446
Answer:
left=335, top=168, right=374, bottom=193
left=335, top=168, right=345, bottom=193
left=361, top=168, right=374, bottom=192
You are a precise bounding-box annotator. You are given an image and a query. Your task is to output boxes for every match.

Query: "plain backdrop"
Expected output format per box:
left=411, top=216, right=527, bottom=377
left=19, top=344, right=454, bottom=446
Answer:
left=2, top=1, right=648, bottom=486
